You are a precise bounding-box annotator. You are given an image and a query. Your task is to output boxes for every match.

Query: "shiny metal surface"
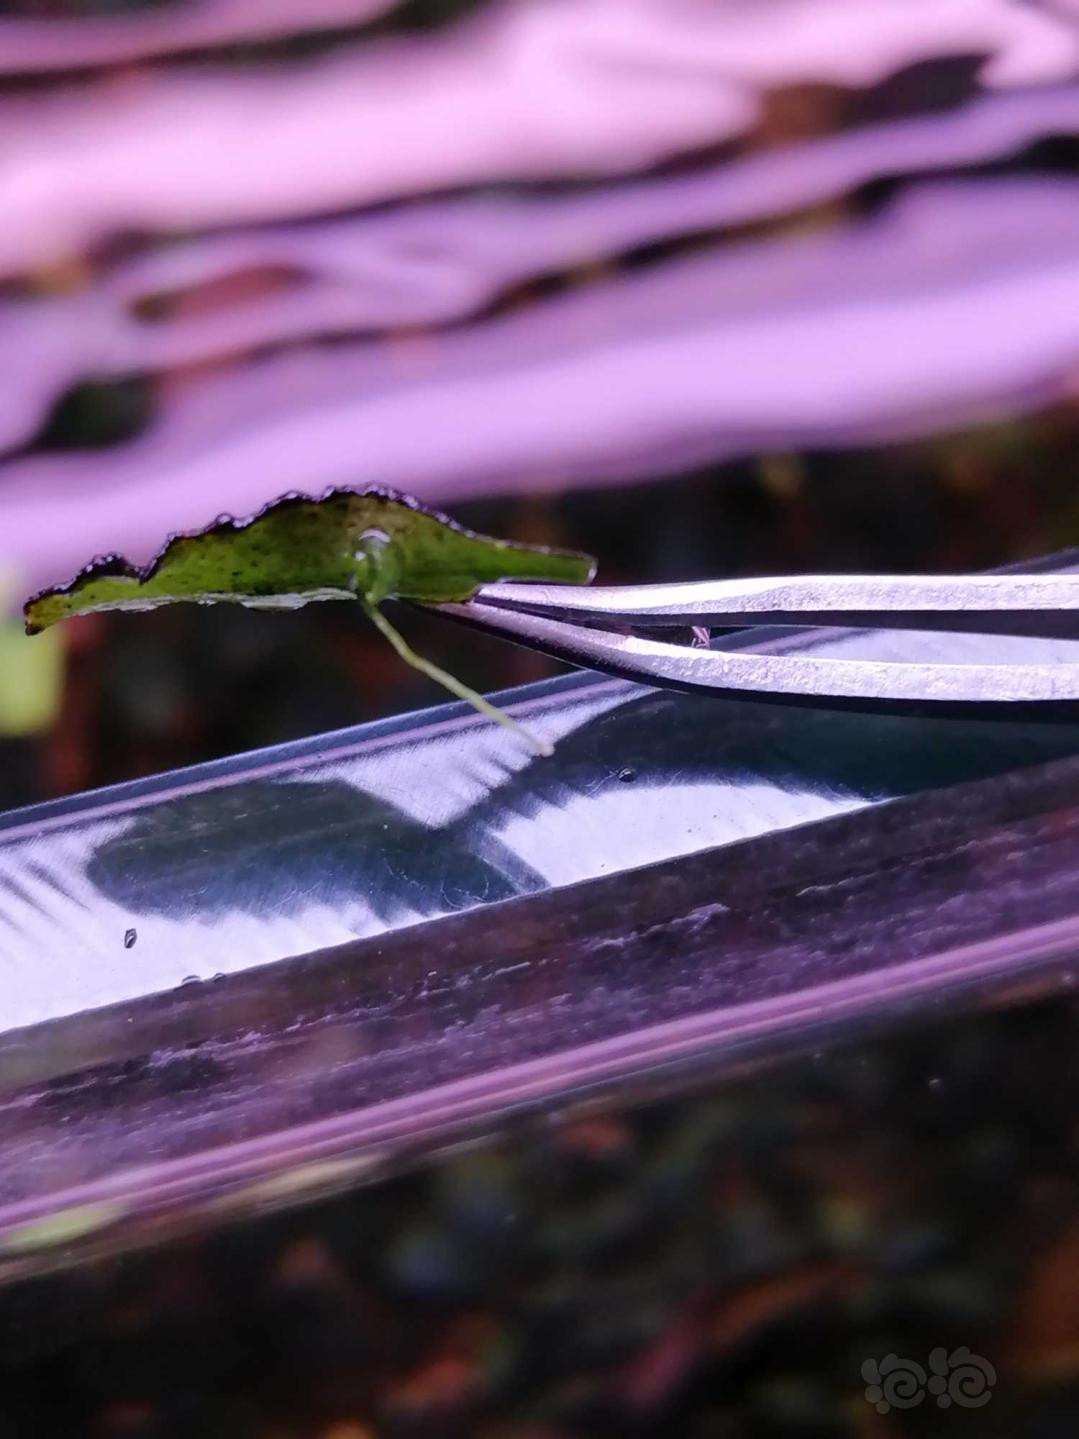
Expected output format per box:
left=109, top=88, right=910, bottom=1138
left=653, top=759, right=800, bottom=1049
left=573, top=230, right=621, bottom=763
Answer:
left=437, top=570, right=1079, bottom=703
left=473, top=571, right=1079, bottom=633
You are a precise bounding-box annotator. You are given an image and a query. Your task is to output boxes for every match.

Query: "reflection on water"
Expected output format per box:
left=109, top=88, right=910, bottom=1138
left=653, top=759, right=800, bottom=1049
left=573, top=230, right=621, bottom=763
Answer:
left=85, top=776, right=545, bottom=920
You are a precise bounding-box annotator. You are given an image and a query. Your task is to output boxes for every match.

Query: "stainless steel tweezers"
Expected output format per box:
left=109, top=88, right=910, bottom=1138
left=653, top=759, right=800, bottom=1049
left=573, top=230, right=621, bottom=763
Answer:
left=433, top=572, right=1079, bottom=704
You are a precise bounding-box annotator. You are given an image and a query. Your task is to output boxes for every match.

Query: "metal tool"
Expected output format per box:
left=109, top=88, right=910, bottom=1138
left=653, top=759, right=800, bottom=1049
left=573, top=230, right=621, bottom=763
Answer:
left=433, top=572, right=1079, bottom=704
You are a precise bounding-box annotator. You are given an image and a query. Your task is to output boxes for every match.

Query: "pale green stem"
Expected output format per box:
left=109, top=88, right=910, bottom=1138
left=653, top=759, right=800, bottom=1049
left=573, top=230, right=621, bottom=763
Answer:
left=360, top=597, right=552, bottom=757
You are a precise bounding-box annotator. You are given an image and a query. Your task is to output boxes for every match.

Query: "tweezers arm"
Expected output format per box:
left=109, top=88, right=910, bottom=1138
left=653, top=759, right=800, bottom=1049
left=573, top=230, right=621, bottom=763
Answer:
left=472, top=574, right=1079, bottom=640
left=432, top=597, right=1079, bottom=705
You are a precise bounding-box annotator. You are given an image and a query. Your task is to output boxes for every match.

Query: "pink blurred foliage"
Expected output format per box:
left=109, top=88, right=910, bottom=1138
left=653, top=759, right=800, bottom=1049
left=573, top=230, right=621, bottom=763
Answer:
left=4, top=177, right=1079, bottom=594
left=0, top=0, right=1078, bottom=610
left=1, top=0, right=1077, bottom=276
left=0, top=0, right=399, bottom=73
left=1, top=83, right=1077, bottom=458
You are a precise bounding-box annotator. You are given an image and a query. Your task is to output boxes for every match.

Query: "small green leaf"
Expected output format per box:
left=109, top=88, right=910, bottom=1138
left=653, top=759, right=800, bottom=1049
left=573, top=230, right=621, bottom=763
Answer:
left=24, top=486, right=595, bottom=632
left=24, top=487, right=596, bottom=754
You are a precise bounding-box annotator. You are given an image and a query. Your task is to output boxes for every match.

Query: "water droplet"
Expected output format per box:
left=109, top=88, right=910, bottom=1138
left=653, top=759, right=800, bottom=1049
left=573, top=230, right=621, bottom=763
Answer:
left=180, top=974, right=202, bottom=988
left=123, top=928, right=137, bottom=950
left=617, top=767, right=637, bottom=783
